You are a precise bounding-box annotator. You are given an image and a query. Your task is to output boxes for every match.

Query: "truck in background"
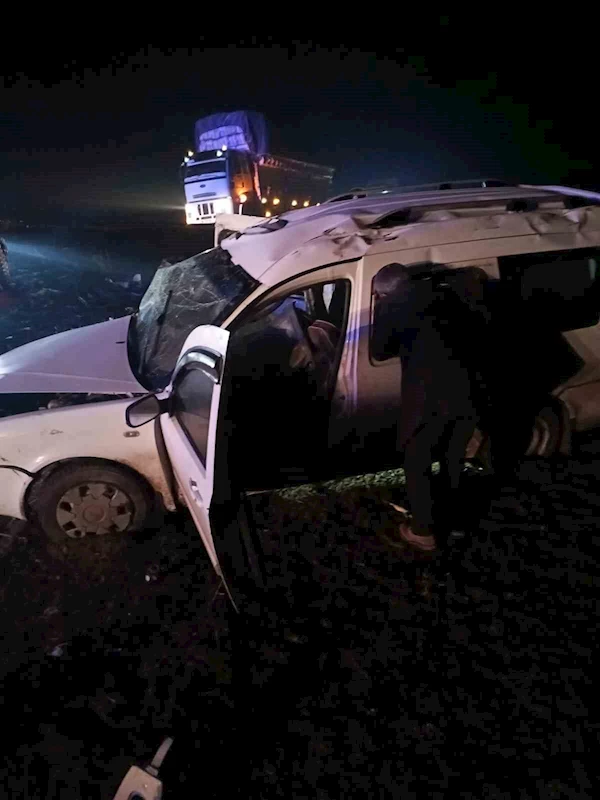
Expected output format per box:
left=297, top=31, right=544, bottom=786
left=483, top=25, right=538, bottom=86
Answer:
left=182, top=111, right=335, bottom=225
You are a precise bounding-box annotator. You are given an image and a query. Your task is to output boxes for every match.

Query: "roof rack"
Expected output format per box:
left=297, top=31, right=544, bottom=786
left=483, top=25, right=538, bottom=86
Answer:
left=324, top=179, right=513, bottom=203
left=323, top=186, right=394, bottom=203
left=521, top=184, right=600, bottom=205
left=396, top=179, right=512, bottom=193
left=367, top=185, right=600, bottom=230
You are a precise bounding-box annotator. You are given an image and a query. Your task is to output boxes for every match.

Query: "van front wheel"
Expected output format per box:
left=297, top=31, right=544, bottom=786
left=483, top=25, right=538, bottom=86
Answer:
left=28, top=461, right=152, bottom=544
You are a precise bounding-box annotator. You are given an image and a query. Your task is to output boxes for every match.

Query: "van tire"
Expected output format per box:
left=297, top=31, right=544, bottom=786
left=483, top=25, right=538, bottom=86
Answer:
left=526, top=399, right=572, bottom=457
left=471, top=398, right=571, bottom=469
left=28, top=461, right=152, bottom=545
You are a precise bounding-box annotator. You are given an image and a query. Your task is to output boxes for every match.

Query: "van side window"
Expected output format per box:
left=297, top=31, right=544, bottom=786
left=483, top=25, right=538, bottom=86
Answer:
left=171, top=364, right=214, bottom=466
left=226, top=279, right=350, bottom=485
left=498, top=247, right=600, bottom=332
left=369, top=262, right=489, bottom=363
left=229, top=279, right=350, bottom=407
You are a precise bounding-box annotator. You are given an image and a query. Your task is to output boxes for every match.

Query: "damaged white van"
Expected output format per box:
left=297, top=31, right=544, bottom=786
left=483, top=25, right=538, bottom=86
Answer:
left=122, top=182, right=600, bottom=605
left=2, top=182, right=600, bottom=548
left=0, top=237, right=260, bottom=540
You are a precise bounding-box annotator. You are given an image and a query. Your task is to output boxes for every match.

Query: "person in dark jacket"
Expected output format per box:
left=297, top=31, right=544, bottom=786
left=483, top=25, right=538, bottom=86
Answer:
left=372, top=263, right=490, bottom=551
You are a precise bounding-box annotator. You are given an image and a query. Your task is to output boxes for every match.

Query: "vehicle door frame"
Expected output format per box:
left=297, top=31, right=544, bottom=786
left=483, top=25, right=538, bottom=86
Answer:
left=211, top=260, right=363, bottom=606
left=223, top=258, right=363, bottom=443
left=158, top=325, right=231, bottom=576
left=156, top=261, right=360, bottom=610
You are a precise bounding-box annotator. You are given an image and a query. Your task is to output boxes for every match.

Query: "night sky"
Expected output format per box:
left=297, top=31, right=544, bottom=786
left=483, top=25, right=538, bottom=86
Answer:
left=1, top=31, right=597, bottom=224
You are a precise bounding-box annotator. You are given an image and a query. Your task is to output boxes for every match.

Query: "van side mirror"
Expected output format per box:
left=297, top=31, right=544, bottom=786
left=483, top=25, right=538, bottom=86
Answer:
left=126, top=394, right=165, bottom=428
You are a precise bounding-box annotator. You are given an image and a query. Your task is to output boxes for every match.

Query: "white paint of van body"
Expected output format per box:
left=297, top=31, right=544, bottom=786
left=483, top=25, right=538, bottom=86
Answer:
left=0, top=315, right=143, bottom=394
left=0, top=399, right=175, bottom=520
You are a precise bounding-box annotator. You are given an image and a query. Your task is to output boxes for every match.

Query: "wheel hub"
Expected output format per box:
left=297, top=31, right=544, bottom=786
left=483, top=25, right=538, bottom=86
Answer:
left=56, top=482, right=134, bottom=538
left=82, top=504, right=107, bottom=524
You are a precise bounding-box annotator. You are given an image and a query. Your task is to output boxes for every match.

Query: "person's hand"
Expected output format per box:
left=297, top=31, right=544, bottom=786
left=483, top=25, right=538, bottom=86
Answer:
left=289, top=339, right=313, bottom=370
left=289, top=322, right=337, bottom=370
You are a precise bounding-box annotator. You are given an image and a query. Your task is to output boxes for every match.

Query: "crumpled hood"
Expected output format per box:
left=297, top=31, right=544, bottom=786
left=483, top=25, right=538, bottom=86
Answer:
left=0, top=315, right=146, bottom=394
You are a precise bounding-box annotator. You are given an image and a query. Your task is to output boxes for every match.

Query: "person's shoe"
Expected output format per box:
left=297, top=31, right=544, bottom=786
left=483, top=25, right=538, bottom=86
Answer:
left=398, top=522, right=437, bottom=552
left=387, top=501, right=410, bottom=518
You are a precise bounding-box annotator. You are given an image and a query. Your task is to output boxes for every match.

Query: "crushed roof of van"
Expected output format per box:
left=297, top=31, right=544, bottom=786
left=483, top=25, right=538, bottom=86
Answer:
left=221, top=184, right=600, bottom=284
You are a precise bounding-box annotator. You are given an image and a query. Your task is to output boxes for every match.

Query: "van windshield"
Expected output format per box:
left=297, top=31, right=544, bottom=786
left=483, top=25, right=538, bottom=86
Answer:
left=129, top=247, right=258, bottom=390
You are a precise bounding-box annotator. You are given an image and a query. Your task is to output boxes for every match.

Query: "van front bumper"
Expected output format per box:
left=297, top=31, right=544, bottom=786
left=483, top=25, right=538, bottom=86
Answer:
left=0, top=466, right=32, bottom=520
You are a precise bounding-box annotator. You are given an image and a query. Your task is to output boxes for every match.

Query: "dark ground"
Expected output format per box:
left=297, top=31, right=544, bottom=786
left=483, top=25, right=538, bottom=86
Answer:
left=1, top=462, right=599, bottom=799
left=0, top=228, right=598, bottom=798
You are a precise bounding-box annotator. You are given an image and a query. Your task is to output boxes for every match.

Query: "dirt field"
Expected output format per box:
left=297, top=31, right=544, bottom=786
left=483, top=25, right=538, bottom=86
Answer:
left=0, top=456, right=598, bottom=798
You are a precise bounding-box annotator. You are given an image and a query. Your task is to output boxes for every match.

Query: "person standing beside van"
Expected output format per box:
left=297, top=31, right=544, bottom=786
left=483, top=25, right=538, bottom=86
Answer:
left=372, top=263, right=489, bottom=552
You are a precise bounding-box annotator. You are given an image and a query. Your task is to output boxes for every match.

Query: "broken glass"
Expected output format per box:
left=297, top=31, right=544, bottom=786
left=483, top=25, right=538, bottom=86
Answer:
left=131, top=247, right=258, bottom=390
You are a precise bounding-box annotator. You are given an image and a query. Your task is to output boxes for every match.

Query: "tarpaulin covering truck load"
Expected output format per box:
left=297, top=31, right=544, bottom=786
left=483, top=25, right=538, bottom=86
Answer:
left=182, top=111, right=335, bottom=225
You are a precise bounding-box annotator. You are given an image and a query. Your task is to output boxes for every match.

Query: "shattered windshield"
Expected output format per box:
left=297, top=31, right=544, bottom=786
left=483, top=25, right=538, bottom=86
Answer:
left=130, top=246, right=258, bottom=390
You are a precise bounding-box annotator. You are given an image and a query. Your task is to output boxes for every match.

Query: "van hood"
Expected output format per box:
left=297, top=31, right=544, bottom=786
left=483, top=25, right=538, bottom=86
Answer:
left=0, top=315, right=146, bottom=394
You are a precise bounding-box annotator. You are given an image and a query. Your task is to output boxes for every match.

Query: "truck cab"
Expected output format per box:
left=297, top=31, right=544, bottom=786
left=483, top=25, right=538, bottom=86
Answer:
left=183, top=148, right=257, bottom=225
left=183, top=111, right=334, bottom=224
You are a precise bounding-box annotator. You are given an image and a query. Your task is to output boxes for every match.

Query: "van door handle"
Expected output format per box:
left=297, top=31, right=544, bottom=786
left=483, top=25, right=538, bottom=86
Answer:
left=189, top=478, right=202, bottom=503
